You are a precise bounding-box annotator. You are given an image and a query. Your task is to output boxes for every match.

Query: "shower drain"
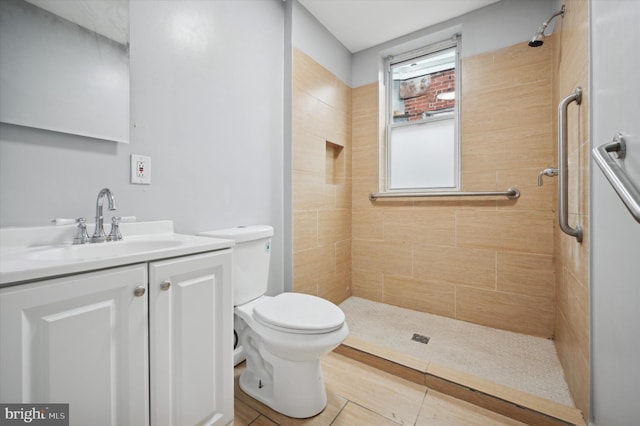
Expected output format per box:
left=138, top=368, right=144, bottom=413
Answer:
left=411, top=333, right=430, bottom=344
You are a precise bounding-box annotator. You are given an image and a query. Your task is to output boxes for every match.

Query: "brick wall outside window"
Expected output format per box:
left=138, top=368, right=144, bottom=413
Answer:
left=403, top=69, right=455, bottom=121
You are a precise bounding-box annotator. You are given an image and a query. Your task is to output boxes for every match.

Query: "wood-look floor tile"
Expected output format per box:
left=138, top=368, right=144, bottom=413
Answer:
left=248, top=415, right=279, bottom=426
left=234, top=361, right=347, bottom=426
left=416, top=390, right=528, bottom=426
left=332, top=402, right=401, bottom=425
left=233, top=397, right=260, bottom=425
left=321, top=352, right=426, bottom=425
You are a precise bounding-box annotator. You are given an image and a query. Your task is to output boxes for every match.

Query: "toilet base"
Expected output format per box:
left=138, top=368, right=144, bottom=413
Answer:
left=239, top=347, right=328, bottom=418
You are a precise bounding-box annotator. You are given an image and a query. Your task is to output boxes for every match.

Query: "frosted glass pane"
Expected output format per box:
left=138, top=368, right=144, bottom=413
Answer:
left=389, top=119, right=455, bottom=189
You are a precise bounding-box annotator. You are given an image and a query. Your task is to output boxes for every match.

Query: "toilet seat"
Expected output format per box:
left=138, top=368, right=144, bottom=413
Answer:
left=253, top=293, right=345, bottom=334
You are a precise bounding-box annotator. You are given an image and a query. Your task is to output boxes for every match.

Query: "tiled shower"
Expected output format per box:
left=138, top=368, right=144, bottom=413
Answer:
left=292, top=0, right=589, bottom=420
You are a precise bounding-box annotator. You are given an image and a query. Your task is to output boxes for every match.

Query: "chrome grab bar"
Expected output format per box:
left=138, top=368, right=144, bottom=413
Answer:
left=558, top=87, right=583, bottom=242
left=592, top=134, right=640, bottom=223
left=369, top=187, right=520, bottom=201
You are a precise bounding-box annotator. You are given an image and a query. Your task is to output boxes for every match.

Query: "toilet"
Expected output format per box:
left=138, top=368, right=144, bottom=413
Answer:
left=199, top=225, right=349, bottom=418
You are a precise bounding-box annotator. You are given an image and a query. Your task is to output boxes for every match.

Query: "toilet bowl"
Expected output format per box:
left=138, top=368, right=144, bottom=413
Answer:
left=236, top=293, right=348, bottom=418
left=199, top=225, right=349, bottom=418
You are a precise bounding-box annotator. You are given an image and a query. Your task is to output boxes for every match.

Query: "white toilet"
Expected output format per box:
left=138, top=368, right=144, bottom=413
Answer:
left=200, top=225, right=349, bottom=418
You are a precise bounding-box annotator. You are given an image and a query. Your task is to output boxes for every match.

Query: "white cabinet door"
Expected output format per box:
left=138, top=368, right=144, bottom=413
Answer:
left=0, top=264, right=149, bottom=426
left=149, top=250, right=233, bottom=426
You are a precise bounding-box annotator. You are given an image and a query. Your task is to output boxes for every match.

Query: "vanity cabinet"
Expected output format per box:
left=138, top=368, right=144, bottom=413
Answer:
left=149, top=251, right=233, bottom=426
left=0, top=250, right=233, bottom=426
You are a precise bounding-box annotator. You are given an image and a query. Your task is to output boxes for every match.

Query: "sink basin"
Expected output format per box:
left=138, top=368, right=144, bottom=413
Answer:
left=25, top=239, right=185, bottom=262
left=0, top=220, right=235, bottom=285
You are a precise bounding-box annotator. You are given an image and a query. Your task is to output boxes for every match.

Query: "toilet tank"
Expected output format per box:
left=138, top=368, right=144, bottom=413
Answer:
left=199, top=225, right=273, bottom=306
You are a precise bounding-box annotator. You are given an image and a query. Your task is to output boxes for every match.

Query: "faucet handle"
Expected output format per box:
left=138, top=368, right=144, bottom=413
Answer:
left=538, top=167, right=559, bottom=186
left=108, top=216, right=123, bottom=242
left=107, top=216, right=135, bottom=241
left=72, top=218, right=90, bottom=245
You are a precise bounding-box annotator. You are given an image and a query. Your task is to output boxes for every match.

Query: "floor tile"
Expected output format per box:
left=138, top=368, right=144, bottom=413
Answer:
left=416, top=390, right=528, bottom=426
left=234, top=361, right=348, bottom=425
left=321, top=352, right=426, bottom=425
left=233, top=397, right=260, bottom=425
left=331, top=402, right=401, bottom=425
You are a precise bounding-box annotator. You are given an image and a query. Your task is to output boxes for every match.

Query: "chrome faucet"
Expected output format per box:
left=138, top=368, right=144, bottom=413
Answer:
left=90, top=188, right=117, bottom=243
left=538, top=167, right=559, bottom=186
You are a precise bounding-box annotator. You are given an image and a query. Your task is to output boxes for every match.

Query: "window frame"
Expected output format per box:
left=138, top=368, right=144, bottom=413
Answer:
left=384, top=36, right=461, bottom=193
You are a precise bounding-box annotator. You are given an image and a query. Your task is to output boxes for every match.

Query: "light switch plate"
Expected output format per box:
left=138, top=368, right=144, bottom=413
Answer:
left=131, top=154, right=151, bottom=184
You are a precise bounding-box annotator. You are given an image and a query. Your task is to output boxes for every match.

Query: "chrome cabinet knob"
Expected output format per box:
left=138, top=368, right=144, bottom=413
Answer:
left=134, top=286, right=146, bottom=297
left=160, top=280, right=171, bottom=291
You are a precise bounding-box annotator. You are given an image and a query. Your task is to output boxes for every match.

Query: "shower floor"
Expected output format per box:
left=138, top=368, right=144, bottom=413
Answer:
left=339, top=297, right=575, bottom=408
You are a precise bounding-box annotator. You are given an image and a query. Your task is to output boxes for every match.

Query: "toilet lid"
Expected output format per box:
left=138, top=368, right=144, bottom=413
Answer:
left=253, top=293, right=345, bottom=334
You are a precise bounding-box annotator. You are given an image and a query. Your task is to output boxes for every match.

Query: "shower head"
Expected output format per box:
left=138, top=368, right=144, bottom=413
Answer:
left=528, top=5, right=565, bottom=47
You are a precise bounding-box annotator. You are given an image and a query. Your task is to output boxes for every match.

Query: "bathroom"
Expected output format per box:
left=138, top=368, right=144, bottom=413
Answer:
left=0, top=0, right=638, bottom=425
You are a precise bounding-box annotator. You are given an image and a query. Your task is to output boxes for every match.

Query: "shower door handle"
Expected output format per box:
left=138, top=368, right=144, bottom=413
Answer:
left=558, top=87, right=583, bottom=242
left=592, top=134, right=640, bottom=223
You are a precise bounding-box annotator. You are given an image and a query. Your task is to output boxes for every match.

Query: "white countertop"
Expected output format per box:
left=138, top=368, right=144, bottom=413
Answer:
left=0, top=220, right=234, bottom=286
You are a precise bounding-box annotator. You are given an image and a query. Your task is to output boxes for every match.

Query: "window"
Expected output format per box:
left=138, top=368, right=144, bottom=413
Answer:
left=385, top=38, right=460, bottom=191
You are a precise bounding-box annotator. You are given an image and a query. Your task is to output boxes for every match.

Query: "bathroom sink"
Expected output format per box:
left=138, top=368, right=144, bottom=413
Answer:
left=0, top=220, right=234, bottom=285
left=25, top=239, right=185, bottom=262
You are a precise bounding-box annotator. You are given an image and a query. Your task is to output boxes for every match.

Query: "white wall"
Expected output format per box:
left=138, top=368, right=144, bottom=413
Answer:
left=0, top=0, right=285, bottom=294
left=352, top=0, right=556, bottom=87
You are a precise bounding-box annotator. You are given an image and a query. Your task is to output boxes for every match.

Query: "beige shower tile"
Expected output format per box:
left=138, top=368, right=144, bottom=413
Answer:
left=385, top=207, right=456, bottom=246
left=293, top=129, right=325, bottom=176
left=335, top=178, right=352, bottom=210
left=293, top=211, right=317, bottom=252
left=352, top=208, right=384, bottom=240
left=462, top=42, right=552, bottom=93
left=352, top=176, right=384, bottom=210
left=335, top=239, right=351, bottom=275
left=315, top=101, right=349, bottom=146
left=456, top=287, right=554, bottom=337
left=456, top=210, right=554, bottom=255
left=352, top=83, right=379, bottom=118
left=463, top=95, right=550, bottom=141
left=414, top=244, right=496, bottom=290
left=556, top=269, right=589, bottom=356
left=352, top=239, right=412, bottom=276
left=292, top=88, right=319, bottom=134
left=381, top=207, right=415, bottom=242
left=293, top=171, right=335, bottom=211
left=461, top=130, right=553, bottom=175
left=557, top=213, right=589, bottom=285
left=352, top=145, right=379, bottom=179
left=293, top=245, right=335, bottom=294
left=497, top=168, right=555, bottom=212
left=416, top=390, right=527, bottom=426
left=555, top=310, right=589, bottom=419
left=321, top=353, right=426, bottom=425
left=294, top=50, right=344, bottom=110
left=319, top=269, right=351, bottom=305
left=497, top=252, right=555, bottom=298
left=351, top=269, right=383, bottom=302
left=383, top=274, right=456, bottom=319
left=460, top=170, right=497, bottom=192
left=318, top=209, right=351, bottom=246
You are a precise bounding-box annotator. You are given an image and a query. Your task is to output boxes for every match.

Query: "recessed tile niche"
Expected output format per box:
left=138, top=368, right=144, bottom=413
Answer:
left=325, top=141, right=344, bottom=185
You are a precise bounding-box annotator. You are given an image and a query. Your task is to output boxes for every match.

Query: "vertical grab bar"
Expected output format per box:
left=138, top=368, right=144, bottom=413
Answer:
left=558, top=87, right=583, bottom=242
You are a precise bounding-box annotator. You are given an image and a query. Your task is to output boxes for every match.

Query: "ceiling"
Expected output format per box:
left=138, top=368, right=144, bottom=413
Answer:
left=298, top=0, right=501, bottom=53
